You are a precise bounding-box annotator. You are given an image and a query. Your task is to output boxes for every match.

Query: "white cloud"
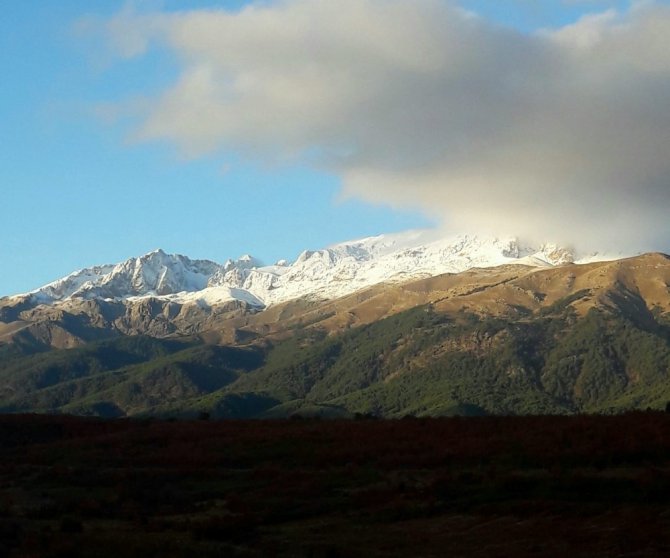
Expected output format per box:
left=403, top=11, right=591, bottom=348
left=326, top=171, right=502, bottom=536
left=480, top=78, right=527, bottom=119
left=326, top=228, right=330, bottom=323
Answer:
left=100, top=0, right=670, bottom=251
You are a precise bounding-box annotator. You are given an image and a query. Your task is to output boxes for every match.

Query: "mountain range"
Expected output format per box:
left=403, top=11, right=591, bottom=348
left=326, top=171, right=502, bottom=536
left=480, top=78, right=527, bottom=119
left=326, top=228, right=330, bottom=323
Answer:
left=7, top=230, right=610, bottom=306
left=1, top=230, right=668, bottom=418
left=1, top=231, right=612, bottom=347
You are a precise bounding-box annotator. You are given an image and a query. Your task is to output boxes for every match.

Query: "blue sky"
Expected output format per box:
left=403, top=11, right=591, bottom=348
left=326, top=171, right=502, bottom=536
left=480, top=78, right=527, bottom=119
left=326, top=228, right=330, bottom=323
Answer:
left=2, top=1, right=433, bottom=296
left=1, top=0, right=665, bottom=295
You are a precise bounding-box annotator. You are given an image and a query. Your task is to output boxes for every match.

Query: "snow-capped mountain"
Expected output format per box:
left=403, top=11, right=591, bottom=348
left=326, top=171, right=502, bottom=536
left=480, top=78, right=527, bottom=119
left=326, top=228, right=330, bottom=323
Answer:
left=31, top=249, right=221, bottom=303
left=15, top=230, right=622, bottom=309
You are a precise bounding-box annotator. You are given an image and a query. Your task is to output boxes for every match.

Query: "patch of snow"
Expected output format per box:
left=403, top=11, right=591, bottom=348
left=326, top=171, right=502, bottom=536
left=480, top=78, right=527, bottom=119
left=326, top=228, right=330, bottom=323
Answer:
left=133, top=286, right=265, bottom=308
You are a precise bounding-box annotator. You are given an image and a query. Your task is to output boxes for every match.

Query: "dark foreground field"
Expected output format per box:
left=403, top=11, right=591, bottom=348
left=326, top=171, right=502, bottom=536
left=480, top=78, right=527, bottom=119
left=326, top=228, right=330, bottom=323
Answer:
left=1, top=414, right=670, bottom=557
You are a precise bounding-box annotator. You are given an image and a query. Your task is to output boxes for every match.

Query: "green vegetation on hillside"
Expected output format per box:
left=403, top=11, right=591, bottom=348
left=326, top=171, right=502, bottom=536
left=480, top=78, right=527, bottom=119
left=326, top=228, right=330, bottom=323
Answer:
left=1, top=297, right=669, bottom=418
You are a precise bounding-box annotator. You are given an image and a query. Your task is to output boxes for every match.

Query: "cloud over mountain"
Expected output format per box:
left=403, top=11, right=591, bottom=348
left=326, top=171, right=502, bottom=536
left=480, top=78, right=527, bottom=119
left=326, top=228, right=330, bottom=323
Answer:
left=101, top=0, right=670, bottom=252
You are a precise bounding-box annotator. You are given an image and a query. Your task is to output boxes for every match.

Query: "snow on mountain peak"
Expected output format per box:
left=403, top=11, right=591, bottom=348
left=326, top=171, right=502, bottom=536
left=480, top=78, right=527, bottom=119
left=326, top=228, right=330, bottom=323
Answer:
left=21, top=230, right=616, bottom=310
left=30, top=250, right=222, bottom=303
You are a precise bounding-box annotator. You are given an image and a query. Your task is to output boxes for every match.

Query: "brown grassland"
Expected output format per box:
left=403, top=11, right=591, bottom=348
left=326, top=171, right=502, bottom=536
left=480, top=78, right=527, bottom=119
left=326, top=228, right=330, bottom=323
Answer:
left=1, top=413, right=670, bottom=557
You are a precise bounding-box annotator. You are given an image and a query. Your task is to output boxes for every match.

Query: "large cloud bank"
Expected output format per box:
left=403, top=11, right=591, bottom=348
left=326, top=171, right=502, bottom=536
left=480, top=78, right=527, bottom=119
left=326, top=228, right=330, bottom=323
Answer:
left=103, top=0, right=670, bottom=250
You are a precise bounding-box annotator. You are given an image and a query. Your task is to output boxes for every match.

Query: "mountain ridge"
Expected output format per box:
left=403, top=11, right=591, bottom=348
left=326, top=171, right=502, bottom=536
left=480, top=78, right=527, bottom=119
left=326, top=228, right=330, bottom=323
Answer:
left=6, top=230, right=624, bottom=310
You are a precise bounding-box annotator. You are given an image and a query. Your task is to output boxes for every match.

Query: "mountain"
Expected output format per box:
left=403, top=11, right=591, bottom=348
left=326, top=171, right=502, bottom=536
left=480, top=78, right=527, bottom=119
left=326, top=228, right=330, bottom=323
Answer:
left=0, top=234, right=668, bottom=418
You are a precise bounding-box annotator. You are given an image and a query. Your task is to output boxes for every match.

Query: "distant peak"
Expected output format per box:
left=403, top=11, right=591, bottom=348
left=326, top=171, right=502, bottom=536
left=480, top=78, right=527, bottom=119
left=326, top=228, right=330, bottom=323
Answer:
left=142, top=248, right=168, bottom=258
